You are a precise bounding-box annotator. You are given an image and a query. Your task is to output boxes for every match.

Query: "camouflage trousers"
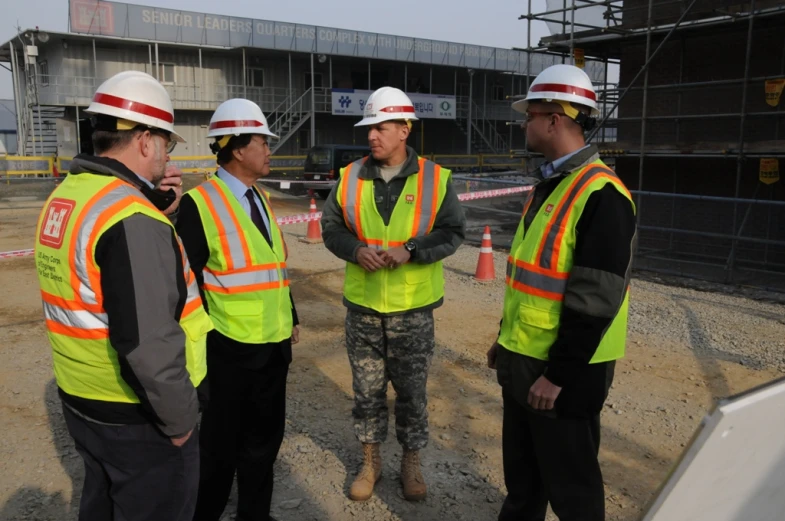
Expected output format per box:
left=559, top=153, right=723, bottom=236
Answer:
left=345, top=309, right=435, bottom=451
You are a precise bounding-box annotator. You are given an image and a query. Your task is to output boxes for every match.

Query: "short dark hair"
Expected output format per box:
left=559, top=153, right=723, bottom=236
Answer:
left=92, top=129, right=142, bottom=155
left=216, top=134, right=255, bottom=166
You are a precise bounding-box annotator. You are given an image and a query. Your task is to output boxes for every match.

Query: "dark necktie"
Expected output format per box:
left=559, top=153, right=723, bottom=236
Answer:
left=245, top=188, right=272, bottom=246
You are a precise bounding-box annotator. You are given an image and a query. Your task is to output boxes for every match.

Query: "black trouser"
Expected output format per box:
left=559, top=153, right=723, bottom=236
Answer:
left=498, top=389, right=605, bottom=521
left=193, top=342, right=290, bottom=521
left=62, top=404, right=199, bottom=521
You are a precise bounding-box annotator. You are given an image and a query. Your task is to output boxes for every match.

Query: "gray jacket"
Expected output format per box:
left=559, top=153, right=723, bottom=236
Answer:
left=321, top=146, right=466, bottom=315
left=60, top=155, right=199, bottom=438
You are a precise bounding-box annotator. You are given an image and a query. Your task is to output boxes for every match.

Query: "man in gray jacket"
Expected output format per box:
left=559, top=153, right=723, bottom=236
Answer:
left=33, top=71, right=210, bottom=521
left=321, top=86, right=465, bottom=502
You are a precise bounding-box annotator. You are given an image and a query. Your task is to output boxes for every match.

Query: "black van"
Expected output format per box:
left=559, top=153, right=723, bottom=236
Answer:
left=303, top=144, right=370, bottom=199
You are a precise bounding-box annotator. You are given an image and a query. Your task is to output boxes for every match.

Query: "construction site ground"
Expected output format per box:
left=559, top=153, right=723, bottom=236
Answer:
left=1, top=182, right=784, bottom=521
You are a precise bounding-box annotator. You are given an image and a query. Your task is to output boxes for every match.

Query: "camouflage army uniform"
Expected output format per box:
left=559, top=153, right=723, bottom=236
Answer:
left=320, top=145, right=466, bottom=456
left=346, top=309, right=435, bottom=450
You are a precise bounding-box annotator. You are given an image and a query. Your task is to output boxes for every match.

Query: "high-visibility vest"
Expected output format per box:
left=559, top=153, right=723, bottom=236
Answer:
left=34, top=173, right=212, bottom=403
left=336, top=157, right=451, bottom=313
left=187, top=177, right=293, bottom=344
left=498, top=160, right=635, bottom=362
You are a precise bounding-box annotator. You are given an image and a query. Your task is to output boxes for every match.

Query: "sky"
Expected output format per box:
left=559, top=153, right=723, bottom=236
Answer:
left=0, top=0, right=562, bottom=100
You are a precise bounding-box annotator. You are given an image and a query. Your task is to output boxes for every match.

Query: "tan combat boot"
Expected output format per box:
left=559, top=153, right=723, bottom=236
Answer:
left=349, top=443, right=383, bottom=501
left=401, top=449, right=427, bottom=501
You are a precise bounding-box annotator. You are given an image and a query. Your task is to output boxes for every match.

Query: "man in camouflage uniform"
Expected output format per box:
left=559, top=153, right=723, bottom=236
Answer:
left=321, top=87, right=465, bottom=502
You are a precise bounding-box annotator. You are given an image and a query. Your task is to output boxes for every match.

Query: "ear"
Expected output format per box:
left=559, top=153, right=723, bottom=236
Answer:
left=139, top=130, right=155, bottom=159
left=232, top=146, right=244, bottom=164
left=400, top=123, right=410, bottom=141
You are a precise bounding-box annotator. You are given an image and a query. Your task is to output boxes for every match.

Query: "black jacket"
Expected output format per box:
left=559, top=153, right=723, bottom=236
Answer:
left=496, top=145, right=638, bottom=419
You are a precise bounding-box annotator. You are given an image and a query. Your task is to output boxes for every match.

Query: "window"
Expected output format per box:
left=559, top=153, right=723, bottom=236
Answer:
left=304, top=72, right=323, bottom=89
left=492, top=84, right=505, bottom=101
left=246, top=68, right=264, bottom=87
left=458, top=82, right=469, bottom=97
left=38, top=60, right=49, bottom=86
left=157, top=63, right=175, bottom=84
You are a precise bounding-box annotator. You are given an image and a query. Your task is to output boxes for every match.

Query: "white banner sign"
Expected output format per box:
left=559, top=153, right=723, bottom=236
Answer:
left=331, top=89, right=456, bottom=120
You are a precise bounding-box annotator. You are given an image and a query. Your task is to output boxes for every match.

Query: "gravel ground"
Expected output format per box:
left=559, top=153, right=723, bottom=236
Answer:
left=1, top=198, right=784, bottom=521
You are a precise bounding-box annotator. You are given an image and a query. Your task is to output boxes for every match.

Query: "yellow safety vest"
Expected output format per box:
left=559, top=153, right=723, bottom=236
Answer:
left=187, top=177, right=293, bottom=344
left=34, top=173, right=211, bottom=403
left=498, top=160, right=634, bottom=362
left=336, top=157, right=450, bottom=313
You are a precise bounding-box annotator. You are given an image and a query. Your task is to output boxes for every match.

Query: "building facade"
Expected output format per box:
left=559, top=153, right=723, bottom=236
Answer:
left=1, top=0, right=605, bottom=160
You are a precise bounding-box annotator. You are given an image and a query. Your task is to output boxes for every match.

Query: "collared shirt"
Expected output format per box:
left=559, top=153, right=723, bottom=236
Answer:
left=216, top=166, right=271, bottom=237
left=134, top=173, right=154, bottom=189
left=541, top=145, right=591, bottom=179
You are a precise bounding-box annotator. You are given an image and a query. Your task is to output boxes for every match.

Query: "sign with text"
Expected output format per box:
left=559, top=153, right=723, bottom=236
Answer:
left=331, top=89, right=456, bottom=120
left=66, top=0, right=606, bottom=80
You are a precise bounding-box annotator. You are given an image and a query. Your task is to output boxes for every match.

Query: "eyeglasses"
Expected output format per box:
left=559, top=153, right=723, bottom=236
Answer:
left=524, top=111, right=558, bottom=124
left=149, top=129, right=177, bottom=154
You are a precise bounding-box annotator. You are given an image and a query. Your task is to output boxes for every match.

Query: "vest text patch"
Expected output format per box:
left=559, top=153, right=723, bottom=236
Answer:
left=39, top=198, right=75, bottom=249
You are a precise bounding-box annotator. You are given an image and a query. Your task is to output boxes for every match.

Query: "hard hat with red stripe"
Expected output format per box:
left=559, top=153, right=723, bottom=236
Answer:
left=207, top=99, right=278, bottom=147
left=85, top=70, right=184, bottom=142
left=355, top=87, right=419, bottom=127
left=512, top=64, right=599, bottom=117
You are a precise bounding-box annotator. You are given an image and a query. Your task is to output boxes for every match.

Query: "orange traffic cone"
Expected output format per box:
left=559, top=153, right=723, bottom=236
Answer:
left=474, top=226, right=495, bottom=281
left=304, top=198, right=323, bottom=244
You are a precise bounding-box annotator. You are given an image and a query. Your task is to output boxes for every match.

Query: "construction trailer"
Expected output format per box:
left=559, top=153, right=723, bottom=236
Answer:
left=0, top=0, right=610, bottom=164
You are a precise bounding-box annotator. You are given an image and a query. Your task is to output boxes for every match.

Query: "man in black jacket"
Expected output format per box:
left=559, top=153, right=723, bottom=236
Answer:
left=488, top=64, right=637, bottom=521
left=176, top=98, right=299, bottom=521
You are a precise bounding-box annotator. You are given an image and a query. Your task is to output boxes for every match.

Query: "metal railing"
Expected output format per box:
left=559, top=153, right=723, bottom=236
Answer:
left=1, top=153, right=526, bottom=182
left=269, top=88, right=313, bottom=153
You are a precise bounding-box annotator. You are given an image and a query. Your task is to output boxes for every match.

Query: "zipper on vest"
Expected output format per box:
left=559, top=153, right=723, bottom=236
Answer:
left=384, top=181, right=392, bottom=225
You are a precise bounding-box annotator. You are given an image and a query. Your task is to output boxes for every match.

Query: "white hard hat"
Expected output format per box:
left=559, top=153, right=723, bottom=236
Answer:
left=355, top=87, right=419, bottom=127
left=208, top=99, right=278, bottom=145
left=512, top=64, right=599, bottom=117
left=85, top=70, right=184, bottom=142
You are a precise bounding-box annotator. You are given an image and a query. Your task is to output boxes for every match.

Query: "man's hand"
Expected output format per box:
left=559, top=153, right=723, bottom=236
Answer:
left=380, top=246, right=411, bottom=268
left=160, top=165, right=184, bottom=216
left=527, top=375, right=562, bottom=410
left=356, top=247, right=387, bottom=272
left=291, top=325, right=300, bottom=345
left=170, top=428, right=193, bottom=447
left=487, top=342, right=500, bottom=369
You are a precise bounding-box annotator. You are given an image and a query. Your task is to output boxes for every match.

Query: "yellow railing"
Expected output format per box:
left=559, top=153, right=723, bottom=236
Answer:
left=2, top=153, right=525, bottom=181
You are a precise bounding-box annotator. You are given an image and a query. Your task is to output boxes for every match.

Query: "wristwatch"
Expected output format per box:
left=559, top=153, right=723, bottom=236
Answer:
left=404, top=240, right=417, bottom=259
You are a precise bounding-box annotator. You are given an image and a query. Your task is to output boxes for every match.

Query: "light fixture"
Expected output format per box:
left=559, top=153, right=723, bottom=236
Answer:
left=318, top=54, right=327, bottom=64
left=37, top=32, right=50, bottom=43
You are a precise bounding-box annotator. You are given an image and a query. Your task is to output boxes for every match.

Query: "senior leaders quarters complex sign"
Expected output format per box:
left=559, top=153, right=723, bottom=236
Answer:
left=331, top=90, right=456, bottom=120
left=67, top=0, right=585, bottom=77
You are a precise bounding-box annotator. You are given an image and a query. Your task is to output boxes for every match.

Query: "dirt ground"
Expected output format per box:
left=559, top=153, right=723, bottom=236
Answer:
left=1, top=189, right=784, bottom=521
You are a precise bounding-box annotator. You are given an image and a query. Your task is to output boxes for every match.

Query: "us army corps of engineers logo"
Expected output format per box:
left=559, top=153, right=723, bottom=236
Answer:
left=39, top=199, right=75, bottom=249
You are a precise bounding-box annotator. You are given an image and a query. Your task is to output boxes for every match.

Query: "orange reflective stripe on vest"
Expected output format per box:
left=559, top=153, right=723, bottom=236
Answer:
left=194, top=181, right=289, bottom=294
left=340, top=157, right=443, bottom=245
left=40, top=179, right=155, bottom=340
left=507, top=163, right=627, bottom=302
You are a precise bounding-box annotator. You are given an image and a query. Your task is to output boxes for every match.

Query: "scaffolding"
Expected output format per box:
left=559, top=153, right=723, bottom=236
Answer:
left=513, top=0, right=785, bottom=292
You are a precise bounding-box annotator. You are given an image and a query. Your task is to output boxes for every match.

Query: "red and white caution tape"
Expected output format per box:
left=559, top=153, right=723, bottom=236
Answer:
left=0, top=185, right=531, bottom=259
left=457, top=185, right=532, bottom=201
left=272, top=185, right=533, bottom=225
left=276, top=212, right=324, bottom=225
left=261, top=179, right=335, bottom=184
left=0, top=248, right=34, bottom=259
